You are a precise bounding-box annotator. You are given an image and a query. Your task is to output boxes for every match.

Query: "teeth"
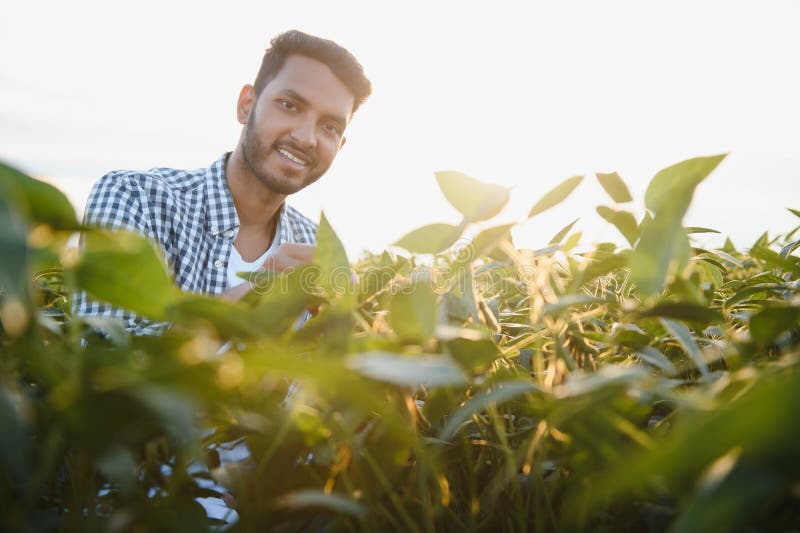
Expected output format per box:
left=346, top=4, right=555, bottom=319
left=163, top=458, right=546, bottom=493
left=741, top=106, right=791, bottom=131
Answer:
left=278, top=148, right=307, bottom=166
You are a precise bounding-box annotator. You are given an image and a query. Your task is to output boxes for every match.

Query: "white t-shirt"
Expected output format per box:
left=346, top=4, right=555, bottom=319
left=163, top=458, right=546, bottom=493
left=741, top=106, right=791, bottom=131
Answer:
left=226, top=219, right=282, bottom=288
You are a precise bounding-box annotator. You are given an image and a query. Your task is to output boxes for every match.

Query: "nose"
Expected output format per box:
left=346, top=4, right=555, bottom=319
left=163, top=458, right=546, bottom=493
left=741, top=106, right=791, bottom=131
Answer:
left=291, top=116, right=317, bottom=150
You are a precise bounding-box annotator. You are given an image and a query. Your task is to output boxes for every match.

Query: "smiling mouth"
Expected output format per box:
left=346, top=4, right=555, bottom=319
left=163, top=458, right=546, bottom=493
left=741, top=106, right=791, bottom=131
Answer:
left=277, top=147, right=310, bottom=167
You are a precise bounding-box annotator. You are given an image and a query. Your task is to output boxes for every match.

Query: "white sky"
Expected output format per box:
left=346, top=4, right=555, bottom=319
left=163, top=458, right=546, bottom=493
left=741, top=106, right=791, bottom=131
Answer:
left=2, top=0, right=799, bottom=258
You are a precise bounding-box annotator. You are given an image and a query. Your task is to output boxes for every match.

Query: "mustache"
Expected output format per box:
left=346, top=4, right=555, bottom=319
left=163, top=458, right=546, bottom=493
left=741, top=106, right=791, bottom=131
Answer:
left=272, top=140, right=318, bottom=167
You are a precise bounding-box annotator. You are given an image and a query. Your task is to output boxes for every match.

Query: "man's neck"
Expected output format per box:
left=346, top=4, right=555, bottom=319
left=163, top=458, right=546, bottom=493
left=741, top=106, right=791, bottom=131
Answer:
left=225, top=148, right=286, bottom=229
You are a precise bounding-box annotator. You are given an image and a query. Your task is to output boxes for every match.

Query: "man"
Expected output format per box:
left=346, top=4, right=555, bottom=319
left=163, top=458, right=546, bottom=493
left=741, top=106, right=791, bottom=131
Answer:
left=74, top=30, right=371, bottom=332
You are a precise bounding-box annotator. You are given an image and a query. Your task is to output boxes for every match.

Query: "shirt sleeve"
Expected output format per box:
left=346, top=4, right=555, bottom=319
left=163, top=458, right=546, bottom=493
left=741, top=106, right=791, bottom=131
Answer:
left=72, top=171, right=167, bottom=336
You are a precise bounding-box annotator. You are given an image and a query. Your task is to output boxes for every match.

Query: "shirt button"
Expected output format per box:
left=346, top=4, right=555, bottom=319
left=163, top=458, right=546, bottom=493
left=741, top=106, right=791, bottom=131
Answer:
left=214, top=259, right=224, bottom=268
left=223, top=229, right=234, bottom=238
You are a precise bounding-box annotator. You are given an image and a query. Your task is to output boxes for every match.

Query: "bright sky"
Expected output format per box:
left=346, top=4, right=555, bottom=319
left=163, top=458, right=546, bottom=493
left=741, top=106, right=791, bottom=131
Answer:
left=2, top=1, right=799, bottom=259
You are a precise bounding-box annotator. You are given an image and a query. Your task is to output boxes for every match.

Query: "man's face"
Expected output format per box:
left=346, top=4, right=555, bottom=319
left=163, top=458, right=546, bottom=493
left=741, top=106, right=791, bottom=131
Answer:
left=238, top=55, right=355, bottom=195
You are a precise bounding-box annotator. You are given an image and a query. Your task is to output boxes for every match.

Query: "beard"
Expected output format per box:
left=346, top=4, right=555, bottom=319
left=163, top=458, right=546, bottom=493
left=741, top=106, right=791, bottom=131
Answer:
left=240, top=111, right=323, bottom=196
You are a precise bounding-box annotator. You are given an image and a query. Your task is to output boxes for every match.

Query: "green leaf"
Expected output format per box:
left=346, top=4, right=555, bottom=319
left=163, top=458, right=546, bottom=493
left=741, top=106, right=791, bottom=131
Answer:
left=632, top=155, right=726, bottom=296
left=749, top=306, right=800, bottom=344
left=695, top=259, right=724, bottom=290
left=595, top=171, right=633, bottom=203
left=168, top=294, right=265, bottom=337
left=542, top=294, right=601, bottom=317
left=788, top=208, right=800, bottom=219
left=751, top=231, right=769, bottom=250
left=636, top=302, right=722, bottom=325
left=549, top=218, right=580, bottom=245
left=0, top=386, right=29, bottom=480
left=671, top=461, right=784, bottom=533
left=96, top=447, right=137, bottom=494
left=347, top=351, right=468, bottom=388
left=447, top=337, right=499, bottom=374
left=596, top=206, right=639, bottom=246
left=395, top=223, right=464, bottom=254
left=314, top=212, right=351, bottom=299
left=0, top=161, right=78, bottom=229
left=610, top=323, right=651, bottom=348
left=423, top=389, right=466, bottom=424
left=559, top=365, right=648, bottom=397
left=694, top=253, right=728, bottom=272
left=252, top=265, right=326, bottom=333
left=129, top=386, right=196, bottom=443
left=706, top=249, right=742, bottom=269
left=435, top=171, right=511, bottom=222
left=468, top=223, right=515, bottom=261
left=532, top=244, right=560, bottom=257
left=572, top=251, right=628, bottom=289
left=167, top=284, right=324, bottom=338
left=750, top=245, right=799, bottom=273
left=439, top=380, right=537, bottom=440
left=528, top=175, right=584, bottom=218
left=72, top=230, right=179, bottom=320
left=0, top=194, right=30, bottom=304
left=724, top=283, right=784, bottom=310
left=388, top=280, right=438, bottom=342
left=447, top=264, right=481, bottom=323
left=644, top=154, right=727, bottom=214
left=573, top=372, right=800, bottom=527
left=685, top=226, right=721, bottom=235
left=660, top=318, right=710, bottom=380
left=779, top=239, right=800, bottom=259
left=276, top=490, right=366, bottom=520
left=315, top=211, right=349, bottom=270
left=634, top=346, right=678, bottom=374
left=722, top=237, right=737, bottom=253
left=562, top=231, right=582, bottom=252
left=638, top=211, right=653, bottom=235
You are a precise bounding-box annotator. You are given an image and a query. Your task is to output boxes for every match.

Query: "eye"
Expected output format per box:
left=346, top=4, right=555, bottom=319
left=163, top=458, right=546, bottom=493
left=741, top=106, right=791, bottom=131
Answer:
left=278, top=99, right=298, bottom=111
left=322, top=122, right=342, bottom=136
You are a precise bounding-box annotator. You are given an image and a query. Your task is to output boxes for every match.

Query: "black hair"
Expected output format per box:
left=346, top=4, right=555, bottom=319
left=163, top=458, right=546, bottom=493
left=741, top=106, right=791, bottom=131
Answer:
left=253, top=30, right=371, bottom=113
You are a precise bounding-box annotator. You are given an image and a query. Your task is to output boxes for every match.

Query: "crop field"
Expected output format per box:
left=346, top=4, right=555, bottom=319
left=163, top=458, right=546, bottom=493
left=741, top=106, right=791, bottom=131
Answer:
left=1, top=155, right=799, bottom=531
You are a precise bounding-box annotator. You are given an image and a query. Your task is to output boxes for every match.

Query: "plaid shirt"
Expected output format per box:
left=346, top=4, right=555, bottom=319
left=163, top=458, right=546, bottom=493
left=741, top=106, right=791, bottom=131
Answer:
left=73, top=153, right=317, bottom=334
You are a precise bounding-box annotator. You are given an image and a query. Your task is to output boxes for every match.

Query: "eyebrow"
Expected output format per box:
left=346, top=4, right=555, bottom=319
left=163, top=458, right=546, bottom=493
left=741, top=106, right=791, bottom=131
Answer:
left=279, top=89, right=348, bottom=129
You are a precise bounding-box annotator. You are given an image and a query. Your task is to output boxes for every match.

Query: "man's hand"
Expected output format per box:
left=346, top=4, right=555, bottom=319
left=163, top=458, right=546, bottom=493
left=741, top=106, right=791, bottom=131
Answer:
left=220, top=243, right=315, bottom=302
left=260, top=243, right=314, bottom=272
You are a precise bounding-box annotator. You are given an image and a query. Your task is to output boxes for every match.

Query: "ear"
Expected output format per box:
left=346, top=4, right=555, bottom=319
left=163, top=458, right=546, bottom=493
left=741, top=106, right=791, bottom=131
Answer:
left=237, top=84, right=256, bottom=124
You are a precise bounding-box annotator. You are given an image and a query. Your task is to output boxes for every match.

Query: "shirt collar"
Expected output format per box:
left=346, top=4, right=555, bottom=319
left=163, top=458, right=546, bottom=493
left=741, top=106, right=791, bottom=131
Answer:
left=205, top=152, right=291, bottom=242
left=205, top=152, right=239, bottom=236
left=277, top=203, right=293, bottom=244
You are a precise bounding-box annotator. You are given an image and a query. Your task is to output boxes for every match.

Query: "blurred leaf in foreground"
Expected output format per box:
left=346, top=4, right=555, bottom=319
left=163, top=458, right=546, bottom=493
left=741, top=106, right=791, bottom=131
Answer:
left=748, top=306, right=800, bottom=345
left=72, top=230, right=180, bottom=320
left=0, top=193, right=30, bottom=307
left=435, top=171, right=510, bottom=222
left=276, top=490, right=366, bottom=520
left=439, top=380, right=537, bottom=441
left=348, top=351, right=468, bottom=388
left=388, top=278, right=438, bottom=342
left=571, top=370, right=800, bottom=531
left=0, top=161, right=78, bottom=230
